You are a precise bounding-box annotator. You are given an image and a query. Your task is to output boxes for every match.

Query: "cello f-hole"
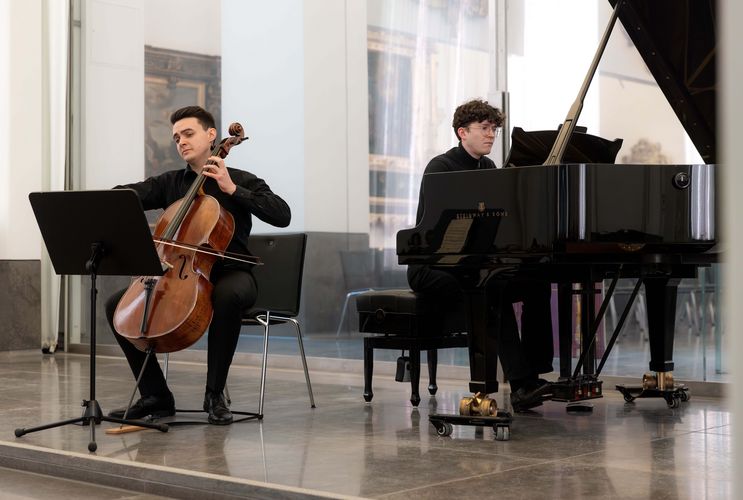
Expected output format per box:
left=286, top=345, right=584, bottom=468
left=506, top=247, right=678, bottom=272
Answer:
left=177, top=254, right=189, bottom=280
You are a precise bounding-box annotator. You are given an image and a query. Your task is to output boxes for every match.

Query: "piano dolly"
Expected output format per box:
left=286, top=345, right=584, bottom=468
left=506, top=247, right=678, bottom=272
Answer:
left=615, top=385, right=689, bottom=408
left=616, top=371, right=690, bottom=408
left=429, top=411, right=513, bottom=441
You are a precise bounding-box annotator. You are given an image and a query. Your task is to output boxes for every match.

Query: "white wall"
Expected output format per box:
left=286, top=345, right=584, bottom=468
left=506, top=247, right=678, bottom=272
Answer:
left=303, top=0, right=369, bottom=233
left=82, top=0, right=144, bottom=189
left=144, top=0, right=220, bottom=55
left=0, top=0, right=12, bottom=258
left=222, top=0, right=306, bottom=232
left=507, top=0, right=599, bottom=133
left=222, top=0, right=369, bottom=234
left=0, top=0, right=43, bottom=260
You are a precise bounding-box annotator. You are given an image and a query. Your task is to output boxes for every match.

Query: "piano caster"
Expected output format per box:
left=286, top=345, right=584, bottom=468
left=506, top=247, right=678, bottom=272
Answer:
left=429, top=392, right=513, bottom=440
left=494, top=424, right=510, bottom=441
left=616, top=371, right=690, bottom=408
left=434, top=422, right=454, bottom=437
left=459, top=393, right=498, bottom=417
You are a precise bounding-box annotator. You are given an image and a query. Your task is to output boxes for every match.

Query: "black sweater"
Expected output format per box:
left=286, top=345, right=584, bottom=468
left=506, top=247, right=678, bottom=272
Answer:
left=414, top=143, right=496, bottom=225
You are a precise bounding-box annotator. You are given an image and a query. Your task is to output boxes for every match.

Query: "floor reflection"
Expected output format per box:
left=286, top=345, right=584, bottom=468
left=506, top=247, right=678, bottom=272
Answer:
left=0, top=350, right=732, bottom=499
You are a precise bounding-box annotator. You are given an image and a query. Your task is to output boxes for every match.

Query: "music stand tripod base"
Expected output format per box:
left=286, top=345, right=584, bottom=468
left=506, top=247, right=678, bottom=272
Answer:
left=21, top=190, right=170, bottom=452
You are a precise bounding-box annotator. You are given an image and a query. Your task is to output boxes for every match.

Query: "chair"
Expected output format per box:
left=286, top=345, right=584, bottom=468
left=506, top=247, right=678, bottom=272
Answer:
left=243, top=233, right=315, bottom=417
left=160, top=233, right=314, bottom=421
left=356, top=289, right=468, bottom=406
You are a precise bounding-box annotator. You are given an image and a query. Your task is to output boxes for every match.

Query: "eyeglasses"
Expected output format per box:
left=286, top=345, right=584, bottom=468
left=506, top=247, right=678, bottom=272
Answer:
left=468, top=124, right=502, bottom=137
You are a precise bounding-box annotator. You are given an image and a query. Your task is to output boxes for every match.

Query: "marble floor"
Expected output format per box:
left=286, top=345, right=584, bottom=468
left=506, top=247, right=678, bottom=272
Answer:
left=0, top=350, right=732, bottom=499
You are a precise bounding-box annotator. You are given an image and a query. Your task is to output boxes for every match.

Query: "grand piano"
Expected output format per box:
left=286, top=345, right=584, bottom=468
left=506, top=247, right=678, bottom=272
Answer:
left=397, top=0, right=717, bottom=435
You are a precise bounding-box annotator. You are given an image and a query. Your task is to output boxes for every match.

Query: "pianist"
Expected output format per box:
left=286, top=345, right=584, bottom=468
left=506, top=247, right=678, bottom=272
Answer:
left=407, top=99, right=554, bottom=411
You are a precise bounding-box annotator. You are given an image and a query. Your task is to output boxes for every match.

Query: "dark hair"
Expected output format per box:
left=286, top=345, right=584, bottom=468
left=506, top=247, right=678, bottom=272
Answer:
left=452, top=99, right=505, bottom=140
left=169, top=105, right=216, bottom=131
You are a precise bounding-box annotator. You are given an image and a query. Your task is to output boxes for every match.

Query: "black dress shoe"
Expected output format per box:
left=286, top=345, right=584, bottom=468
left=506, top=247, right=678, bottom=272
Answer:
left=108, top=393, right=175, bottom=420
left=510, top=379, right=553, bottom=413
left=203, top=391, right=233, bottom=425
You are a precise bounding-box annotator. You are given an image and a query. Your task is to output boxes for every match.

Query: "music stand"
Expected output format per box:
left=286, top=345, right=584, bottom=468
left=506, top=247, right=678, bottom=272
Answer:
left=16, top=189, right=169, bottom=452
left=504, top=126, right=624, bottom=167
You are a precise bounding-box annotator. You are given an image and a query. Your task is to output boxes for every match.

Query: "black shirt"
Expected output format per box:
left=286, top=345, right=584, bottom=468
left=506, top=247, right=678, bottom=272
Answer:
left=407, top=143, right=495, bottom=289
left=115, top=165, right=290, bottom=263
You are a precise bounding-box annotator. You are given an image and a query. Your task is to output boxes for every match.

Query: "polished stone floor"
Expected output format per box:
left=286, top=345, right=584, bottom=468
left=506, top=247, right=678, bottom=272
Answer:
left=0, top=350, right=732, bottom=499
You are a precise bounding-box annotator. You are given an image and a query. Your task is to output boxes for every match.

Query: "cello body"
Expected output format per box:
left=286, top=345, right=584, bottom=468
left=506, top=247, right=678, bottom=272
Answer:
left=114, top=195, right=235, bottom=353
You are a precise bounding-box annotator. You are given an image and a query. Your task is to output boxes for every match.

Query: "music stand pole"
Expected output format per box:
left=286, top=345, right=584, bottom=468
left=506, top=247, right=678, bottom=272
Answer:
left=16, top=190, right=170, bottom=452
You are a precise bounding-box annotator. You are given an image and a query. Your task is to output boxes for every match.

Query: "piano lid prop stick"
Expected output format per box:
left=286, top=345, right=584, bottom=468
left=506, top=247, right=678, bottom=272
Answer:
left=544, top=1, right=621, bottom=166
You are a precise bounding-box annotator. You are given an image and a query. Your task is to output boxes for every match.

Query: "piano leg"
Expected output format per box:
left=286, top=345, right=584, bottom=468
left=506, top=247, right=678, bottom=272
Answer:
left=615, top=275, right=690, bottom=407
left=427, top=285, right=513, bottom=440
left=463, top=287, right=499, bottom=394
left=644, top=276, right=680, bottom=373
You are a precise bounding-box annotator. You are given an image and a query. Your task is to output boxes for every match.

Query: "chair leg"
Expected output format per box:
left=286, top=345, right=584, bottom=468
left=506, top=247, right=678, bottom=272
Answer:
left=288, top=318, right=316, bottom=408
left=162, top=352, right=169, bottom=381
left=257, top=313, right=271, bottom=417
left=427, top=349, right=438, bottom=395
left=363, top=338, right=373, bottom=402
left=409, top=349, right=421, bottom=407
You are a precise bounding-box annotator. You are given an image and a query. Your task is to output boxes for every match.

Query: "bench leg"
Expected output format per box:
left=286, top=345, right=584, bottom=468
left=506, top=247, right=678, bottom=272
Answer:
left=427, top=349, right=438, bottom=395
left=409, top=349, right=421, bottom=406
left=363, top=338, right=374, bottom=402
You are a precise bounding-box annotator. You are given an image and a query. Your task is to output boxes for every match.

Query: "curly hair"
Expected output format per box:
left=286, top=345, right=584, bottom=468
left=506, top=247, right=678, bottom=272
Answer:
left=170, top=105, right=216, bottom=131
left=452, top=99, right=505, bottom=140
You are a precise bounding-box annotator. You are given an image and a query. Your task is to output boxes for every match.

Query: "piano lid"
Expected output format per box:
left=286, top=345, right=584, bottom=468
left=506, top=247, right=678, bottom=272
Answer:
left=609, top=0, right=716, bottom=163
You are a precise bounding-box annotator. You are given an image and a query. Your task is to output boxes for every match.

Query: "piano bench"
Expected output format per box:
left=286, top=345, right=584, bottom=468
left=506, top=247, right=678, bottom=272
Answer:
left=356, top=289, right=467, bottom=406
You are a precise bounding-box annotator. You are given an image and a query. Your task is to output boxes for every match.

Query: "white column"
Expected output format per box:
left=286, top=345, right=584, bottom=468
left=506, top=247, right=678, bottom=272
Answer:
left=1, top=0, right=43, bottom=260
left=721, top=0, right=743, bottom=497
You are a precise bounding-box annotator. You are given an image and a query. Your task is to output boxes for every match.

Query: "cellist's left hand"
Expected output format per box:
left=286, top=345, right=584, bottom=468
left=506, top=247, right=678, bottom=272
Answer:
left=202, top=156, right=237, bottom=195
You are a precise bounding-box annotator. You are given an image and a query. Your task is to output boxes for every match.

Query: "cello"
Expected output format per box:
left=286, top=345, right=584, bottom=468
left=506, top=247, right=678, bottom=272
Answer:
left=113, top=122, right=259, bottom=353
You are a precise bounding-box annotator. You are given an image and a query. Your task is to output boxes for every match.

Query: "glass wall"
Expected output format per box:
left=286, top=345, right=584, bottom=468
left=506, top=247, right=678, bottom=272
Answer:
left=366, top=0, right=492, bottom=251
left=70, top=0, right=725, bottom=384
left=360, top=0, right=725, bottom=382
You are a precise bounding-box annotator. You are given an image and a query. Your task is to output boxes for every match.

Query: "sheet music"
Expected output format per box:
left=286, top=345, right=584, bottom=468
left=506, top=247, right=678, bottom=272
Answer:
left=436, top=218, right=473, bottom=253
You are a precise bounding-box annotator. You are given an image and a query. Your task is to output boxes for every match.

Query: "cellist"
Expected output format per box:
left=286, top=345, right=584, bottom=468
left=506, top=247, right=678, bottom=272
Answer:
left=105, top=106, right=291, bottom=425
